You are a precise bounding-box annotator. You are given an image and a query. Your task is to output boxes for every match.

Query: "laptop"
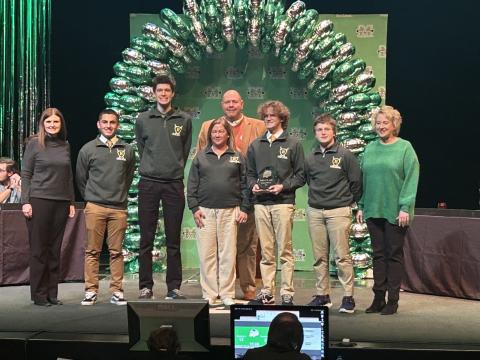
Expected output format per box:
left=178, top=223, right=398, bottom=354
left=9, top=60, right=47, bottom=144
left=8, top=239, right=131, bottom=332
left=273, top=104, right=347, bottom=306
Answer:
left=230, top=304, right=329, bottom=359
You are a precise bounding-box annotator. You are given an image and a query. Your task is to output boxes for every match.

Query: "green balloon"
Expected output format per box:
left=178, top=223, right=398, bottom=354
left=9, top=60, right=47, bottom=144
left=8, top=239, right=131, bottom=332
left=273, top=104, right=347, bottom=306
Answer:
left=187, top=42, right=203, bottom=61
left=160, top=8, right=191, bottom=41
left=104, top=92, right=121, bottom=107
left=344, top=93, right=371, bottom=110
left=309, top=80, right=331, bottom=101
left=119, top=94, right=147, bottom=112
left=113, top=61, right=151, bottom=85
left=128, top=204, right=139, bottom=221
left=298, top=59, right=315, bottom=80
left=289, top=9, right=318, bottom=44
left=131, top=36, right=168, bottom=60
left=279, top=43, right=295, bottom=64
left=332, top=59, right=366, bottom=85
left=167, top=57, right=186, bottom=74
left=311, top=36, right=337, bottom=61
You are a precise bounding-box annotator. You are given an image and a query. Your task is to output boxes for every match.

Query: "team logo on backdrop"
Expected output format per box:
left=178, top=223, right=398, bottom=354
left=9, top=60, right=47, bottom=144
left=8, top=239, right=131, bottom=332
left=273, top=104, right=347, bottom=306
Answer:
left=172, top=124, right=183, bottom=137
left=293, top=208, right=306, bottom=221
left=378, top=87, right=386, bottom=99
left=356, top=24, right=375, bottom=38
left=277, top=147, right=289, bottom=159
left=116, top=148, right=127, bottom=161
left=377, top=45, right=387, bottom=58
left=248, top=46, right=263, bottom=59
left=289, top=87, right=308, bottom=100
left=267, top=66, right=287, bottom=80
left=203, top=86, right=222, bottom=99
left=185, top=66, right=201, bottom=79
left=288, top=127, right=307, bottom=141
left=183, top=107, right=201, bottom=121
left=247, top=86, right=265, bottom=100
left=330, top=156, right=342, bottom=169
left=225, top=66, right=244, bottom=80
left=293, top=248, right=306, bottom=262
left=181, top=227, right=196, bottom=240
left=229, top=156, right=240, bottom=164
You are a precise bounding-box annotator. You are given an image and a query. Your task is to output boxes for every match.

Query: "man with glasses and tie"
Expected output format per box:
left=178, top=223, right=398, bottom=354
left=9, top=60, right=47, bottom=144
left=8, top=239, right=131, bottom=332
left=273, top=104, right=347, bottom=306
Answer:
left=76, top=109, right=135, bottom=305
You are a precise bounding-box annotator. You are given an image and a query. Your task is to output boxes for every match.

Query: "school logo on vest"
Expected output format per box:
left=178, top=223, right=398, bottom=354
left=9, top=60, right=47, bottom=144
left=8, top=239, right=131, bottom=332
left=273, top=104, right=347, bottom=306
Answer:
left=277, top=147, right=289, bottom=159
left=330, top=156, right=342, bottom=169
left=172, top=124, right=183, bottom=136
left=229, top=156, right=240, bottom=164
left=116, top=148, right=126, bottom=161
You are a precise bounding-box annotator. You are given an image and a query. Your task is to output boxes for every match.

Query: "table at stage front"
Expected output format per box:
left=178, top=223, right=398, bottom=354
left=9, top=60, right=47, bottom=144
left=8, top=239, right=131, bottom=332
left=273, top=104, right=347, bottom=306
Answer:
left=0, top=203, right=86, bottom=286
left=403, top=208, right=480, bottom=300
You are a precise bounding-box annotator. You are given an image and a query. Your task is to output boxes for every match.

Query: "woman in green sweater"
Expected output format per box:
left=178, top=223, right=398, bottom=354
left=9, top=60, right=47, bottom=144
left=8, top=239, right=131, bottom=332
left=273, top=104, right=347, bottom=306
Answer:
left=356, top=105, right=419, bottom=315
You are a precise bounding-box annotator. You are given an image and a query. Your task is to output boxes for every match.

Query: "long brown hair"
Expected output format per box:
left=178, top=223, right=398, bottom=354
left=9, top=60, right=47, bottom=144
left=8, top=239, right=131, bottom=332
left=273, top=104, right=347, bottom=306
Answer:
left=33, top=108, right=68, bottom=148
left=206, top=117, right=235, bottom=149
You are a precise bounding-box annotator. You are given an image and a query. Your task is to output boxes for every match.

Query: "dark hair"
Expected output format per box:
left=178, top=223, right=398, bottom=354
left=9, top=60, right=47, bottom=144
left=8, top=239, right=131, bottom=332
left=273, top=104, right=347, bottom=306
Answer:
left=257, top=100, right=290, bottom=130
left=147, top=326, right=180, bottom=356
left=152, top=74, right=176, bottom=92
left=313, top=113, right=337, bottom=135
left=206, top=117, right=235, bottom=149
left=98, top=109, right=119, bottom=122
left=267, top=312, right=304, bottom=352
left=33, top=108, right=68, bottom=148
left=0, top=157, right=16, bottom=173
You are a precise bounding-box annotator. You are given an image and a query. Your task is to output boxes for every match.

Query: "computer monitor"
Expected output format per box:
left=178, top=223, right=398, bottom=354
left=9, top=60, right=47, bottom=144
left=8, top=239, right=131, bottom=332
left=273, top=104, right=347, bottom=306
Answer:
left=127, top=300, right=210, bottom=352
left=230, top=304, right=329, bottom=360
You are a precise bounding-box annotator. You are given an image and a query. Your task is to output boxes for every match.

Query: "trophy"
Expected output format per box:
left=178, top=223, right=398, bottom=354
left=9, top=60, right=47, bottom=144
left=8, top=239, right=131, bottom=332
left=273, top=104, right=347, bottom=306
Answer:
left=257, top=166, right=278, bottom=193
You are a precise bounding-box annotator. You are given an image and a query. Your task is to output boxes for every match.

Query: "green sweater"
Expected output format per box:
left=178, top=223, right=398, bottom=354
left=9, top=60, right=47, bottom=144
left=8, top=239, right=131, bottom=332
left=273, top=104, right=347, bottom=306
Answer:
left=358, top=138, right=419, bottom=225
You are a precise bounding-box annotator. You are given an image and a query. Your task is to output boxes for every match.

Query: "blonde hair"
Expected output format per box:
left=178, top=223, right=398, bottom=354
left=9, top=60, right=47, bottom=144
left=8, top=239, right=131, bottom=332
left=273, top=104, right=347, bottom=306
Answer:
left=257, top=100, right=290, bottom=130
left=371, top=105, right=402, bottom=136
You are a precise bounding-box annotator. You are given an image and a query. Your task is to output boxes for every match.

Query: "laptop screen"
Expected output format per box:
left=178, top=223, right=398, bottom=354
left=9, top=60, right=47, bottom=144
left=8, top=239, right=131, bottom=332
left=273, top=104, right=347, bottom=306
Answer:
left=230, top=304, right=328, bottom=359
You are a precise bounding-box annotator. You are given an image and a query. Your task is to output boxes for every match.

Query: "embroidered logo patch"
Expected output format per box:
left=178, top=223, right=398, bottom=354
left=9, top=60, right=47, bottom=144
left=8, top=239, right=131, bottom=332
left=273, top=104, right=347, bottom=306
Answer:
left=172, top=124, right=183, bottom=136
left=330, top=156, right=342, bottom=169
left=277, top=147, right=289, bottom=159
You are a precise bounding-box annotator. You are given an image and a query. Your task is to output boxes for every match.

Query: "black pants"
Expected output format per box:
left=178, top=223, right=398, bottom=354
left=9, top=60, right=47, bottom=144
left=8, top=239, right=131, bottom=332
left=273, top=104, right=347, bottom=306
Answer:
left=366, top=218, right=407, bottom=302
left=138, top=178, right=185, bottom=291
left=27, top=198, right=69, bottom=303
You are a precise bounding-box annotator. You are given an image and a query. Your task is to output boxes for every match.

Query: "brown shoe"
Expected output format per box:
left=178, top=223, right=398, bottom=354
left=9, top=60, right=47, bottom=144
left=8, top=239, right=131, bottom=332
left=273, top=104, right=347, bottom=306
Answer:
left=243, top=290, right=256, bottom=301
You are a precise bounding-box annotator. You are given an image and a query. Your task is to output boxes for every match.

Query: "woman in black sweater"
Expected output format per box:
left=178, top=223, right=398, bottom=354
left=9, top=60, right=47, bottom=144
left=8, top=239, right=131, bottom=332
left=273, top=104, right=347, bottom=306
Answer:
left=21, top=107, right=75, bottom=306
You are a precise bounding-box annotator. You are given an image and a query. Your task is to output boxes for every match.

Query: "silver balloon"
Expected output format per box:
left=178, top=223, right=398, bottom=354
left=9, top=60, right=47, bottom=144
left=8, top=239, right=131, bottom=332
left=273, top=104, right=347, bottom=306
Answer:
left=222, top=15, right=235, bottom=43
left=335, top=42, right=355, bottom=63
left=313, top=58, right=336, bottom=80
left=143, top=59, right=171, bottom=75
left=109, top=77, right=134, bottom=94
left=143, top=23, right=187, bottom=58
left=352, top=252, right=372, bottom=269
left=183, top=0, right=200, bottom=16
left=350, top=222, right=369, bottom=239
left=355, top=73, right=376, bottom=92
left=191, top=16, right=212, bottom=52
left=337, top=112, right=362, bottom=129
left=311, top=19, right=333, bottom=39
left=136, top=85, right=156, bottom=103
left=342, top=138, right=366, bottom=153
left=331, top=83, right=355, bottom=102
left=122, top=48, right=145, bottom=66
left=248, top=17, right=261, bottom=46
left=272, top=1, right=305, bottom=55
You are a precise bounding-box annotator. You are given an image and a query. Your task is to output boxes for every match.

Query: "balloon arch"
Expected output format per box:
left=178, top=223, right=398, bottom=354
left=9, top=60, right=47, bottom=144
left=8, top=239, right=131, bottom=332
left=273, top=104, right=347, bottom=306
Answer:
left=104, top=0, right=379, bottom=277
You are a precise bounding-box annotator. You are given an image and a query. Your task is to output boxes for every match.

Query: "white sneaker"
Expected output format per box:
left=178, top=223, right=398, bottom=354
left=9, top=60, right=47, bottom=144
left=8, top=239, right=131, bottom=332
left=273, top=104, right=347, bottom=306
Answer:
left=222, top=297, right=236, bottom=306
left=111, top=292, right=127, bottom=305
left=81, top=291, right=97, bottom=306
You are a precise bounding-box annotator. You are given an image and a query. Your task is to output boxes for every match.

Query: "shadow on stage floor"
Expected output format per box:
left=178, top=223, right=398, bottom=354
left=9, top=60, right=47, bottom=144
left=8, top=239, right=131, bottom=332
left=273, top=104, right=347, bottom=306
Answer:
left=1, top=270, right=479, bottom=360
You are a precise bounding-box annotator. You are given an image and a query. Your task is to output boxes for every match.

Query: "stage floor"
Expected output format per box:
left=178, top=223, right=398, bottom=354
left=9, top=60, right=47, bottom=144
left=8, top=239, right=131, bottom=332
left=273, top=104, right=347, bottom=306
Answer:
left=1, top=270, right=480, bottom=353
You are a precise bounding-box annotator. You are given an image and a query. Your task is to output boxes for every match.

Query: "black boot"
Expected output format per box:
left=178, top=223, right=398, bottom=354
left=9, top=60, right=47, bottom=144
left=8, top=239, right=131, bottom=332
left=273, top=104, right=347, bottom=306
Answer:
left=365, top=291, right=386, bottom=313
left=380, top=300, right=398, bottom=315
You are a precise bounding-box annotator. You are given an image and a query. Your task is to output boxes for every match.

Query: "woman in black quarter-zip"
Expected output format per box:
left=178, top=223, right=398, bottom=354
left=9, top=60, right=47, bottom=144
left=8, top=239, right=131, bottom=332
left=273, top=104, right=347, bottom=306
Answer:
left=21, top=108, right=75, bottom=307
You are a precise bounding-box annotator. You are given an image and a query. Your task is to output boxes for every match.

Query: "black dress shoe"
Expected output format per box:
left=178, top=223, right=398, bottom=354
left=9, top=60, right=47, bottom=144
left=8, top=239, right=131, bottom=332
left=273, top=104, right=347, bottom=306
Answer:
left=48, top=298, right=63, bottom=305
left=380, top=301, right=398, bottom=315
left=33, top=301, right=52, bottom=307
left=365, top=298, right=386, bottom=313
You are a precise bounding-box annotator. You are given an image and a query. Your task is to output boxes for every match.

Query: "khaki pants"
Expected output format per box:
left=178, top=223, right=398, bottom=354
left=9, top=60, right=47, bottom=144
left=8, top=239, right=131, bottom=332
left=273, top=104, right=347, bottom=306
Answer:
left=307, top=206, right=354, bottom=296
left=196, top=207, right=238, bottom=300
left=84, top=202, right=127, bottom=294
left=254, top=204, right=295, bottom=297
left=236, top=213, right=258, bottom=293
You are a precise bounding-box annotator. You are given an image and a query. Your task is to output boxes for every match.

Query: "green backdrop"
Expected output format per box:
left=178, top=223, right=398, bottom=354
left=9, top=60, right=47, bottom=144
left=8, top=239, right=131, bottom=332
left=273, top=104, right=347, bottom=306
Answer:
left=128, top=13, right=387, bottom=271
